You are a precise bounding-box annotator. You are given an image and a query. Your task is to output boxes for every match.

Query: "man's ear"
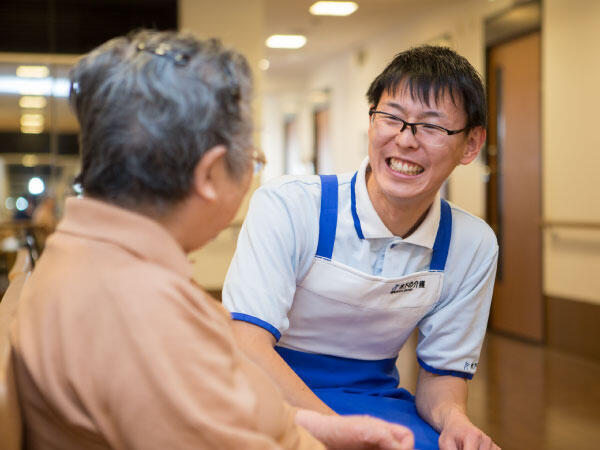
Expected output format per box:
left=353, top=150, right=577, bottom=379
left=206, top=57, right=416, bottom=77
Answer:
left=192, top=145, right=228, bottom=202
left=460, top=126, right=486, bottom=165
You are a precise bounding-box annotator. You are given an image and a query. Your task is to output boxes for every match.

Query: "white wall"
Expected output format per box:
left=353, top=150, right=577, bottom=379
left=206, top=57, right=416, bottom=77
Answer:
left=542, top=0, right=600, bottom=304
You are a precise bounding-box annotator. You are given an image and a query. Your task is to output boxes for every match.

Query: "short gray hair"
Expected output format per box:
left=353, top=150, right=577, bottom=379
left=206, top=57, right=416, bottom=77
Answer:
left=69, top=30, right=253, bottom=213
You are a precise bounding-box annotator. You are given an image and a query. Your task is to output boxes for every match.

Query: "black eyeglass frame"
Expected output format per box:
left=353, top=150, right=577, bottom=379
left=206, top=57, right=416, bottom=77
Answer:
left=369, top=109, right=469, bottom=136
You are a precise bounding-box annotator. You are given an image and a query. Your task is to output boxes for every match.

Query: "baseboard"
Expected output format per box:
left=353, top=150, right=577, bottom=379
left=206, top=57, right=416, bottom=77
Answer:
left=546, top=296, right=600, bottom=361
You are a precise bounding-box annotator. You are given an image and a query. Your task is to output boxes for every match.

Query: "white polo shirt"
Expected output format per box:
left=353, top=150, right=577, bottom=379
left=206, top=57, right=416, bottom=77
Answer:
left=223, top=157, right=498, bottom=377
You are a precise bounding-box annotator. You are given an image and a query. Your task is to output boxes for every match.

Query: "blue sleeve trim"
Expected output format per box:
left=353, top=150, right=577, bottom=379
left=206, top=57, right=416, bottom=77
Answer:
left=230, top=313, right=281, bottom=341
left=417, top=357, right=474, bottom=380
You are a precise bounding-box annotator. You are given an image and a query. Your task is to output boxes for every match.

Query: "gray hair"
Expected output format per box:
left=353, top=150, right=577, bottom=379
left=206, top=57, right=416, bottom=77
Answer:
left=69, top=29, right=253, bottom=213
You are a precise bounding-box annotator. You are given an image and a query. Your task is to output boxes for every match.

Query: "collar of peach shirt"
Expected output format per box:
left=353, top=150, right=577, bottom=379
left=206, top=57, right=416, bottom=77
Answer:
left=56, top=196, right=193, bottom=280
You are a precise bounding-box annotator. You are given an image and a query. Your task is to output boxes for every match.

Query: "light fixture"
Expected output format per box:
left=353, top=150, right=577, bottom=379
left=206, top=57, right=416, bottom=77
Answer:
left=21, top=113, right=45, bottom=134
left=22, top=154, right=39, bottom=167
left=258, top=59, right=270, bottom=71
left=21, top=125, right=44, bottom=134
left=19, top=96, right=47, bottom=109
left=0, top=76, right=70, bottom=97
left=28, top=177, right=45, bottom=195
left=15, top=197, right=29, bottom=212
left=266, top=35, right=307, bottom=49
left=309, top=1, right=358, bottom=16
left=20, top=113, right=44, bottom=128
left=16, top=65, right=49, bottom=78
left=5, top=197, right=14, bottom=210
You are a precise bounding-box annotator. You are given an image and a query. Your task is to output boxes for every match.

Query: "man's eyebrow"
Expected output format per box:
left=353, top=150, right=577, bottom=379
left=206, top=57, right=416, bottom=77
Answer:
left=383, top=101, right=445, bottom=120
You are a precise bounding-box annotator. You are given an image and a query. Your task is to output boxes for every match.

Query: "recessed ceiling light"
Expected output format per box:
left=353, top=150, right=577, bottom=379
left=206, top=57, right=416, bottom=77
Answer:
left=266, top=35, right=307, bottom=49
left=22, top=154, right=39, bottom=167
left=20, top=125, right=44, bottom=134
left=309, top=1, right=358, bottom=16
left=20, top=113, right=45, bottom=128
left=258, top=59, right=270, bottom=71
left=19, top=96, right=47, bottom=109
left=16, top=65, right=49, bottom=78
left=28, top=177, right=45, bottom=195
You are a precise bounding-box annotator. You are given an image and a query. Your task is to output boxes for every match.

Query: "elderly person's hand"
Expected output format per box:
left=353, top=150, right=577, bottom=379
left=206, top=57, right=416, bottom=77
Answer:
left=296, top=409, right=414, bottom=449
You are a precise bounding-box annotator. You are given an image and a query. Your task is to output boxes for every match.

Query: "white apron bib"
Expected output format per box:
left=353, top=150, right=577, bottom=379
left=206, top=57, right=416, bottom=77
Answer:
left=277, top=173, right=452, bottom=361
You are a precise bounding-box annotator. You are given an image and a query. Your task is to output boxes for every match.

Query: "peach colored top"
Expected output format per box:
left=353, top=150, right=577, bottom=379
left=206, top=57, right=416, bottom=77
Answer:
left=11, top=197, right=323, bottom=450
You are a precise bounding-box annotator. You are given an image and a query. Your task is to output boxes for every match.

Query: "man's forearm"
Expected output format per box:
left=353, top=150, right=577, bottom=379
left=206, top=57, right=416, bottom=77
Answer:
left=231, top=321, right=336, bottom=415
left=414, top=368, right=468, bottom=432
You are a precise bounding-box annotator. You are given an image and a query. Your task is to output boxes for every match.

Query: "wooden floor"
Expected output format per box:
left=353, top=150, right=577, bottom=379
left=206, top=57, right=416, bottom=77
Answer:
left=396, top=332, right=600, bottom=450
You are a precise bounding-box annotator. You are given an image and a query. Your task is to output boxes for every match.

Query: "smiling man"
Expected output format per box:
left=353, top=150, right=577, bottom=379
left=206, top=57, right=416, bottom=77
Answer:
left=223, top=46, right=500, bottom=450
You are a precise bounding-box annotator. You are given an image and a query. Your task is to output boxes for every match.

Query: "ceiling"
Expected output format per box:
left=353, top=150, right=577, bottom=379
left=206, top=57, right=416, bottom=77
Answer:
left=263, top=0, right=455, bottom=77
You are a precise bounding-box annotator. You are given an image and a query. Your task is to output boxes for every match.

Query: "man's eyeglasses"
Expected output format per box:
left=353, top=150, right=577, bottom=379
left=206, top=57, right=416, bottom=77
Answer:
left=369, top=109, right=468, bottom=147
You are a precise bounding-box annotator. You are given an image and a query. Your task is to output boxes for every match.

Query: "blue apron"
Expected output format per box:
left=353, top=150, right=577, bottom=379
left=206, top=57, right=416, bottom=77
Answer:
left=275, top=174, right=452, bottom=450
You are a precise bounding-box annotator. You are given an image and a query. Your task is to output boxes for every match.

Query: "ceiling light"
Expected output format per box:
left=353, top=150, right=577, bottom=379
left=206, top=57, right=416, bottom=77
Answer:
left=21, top=125, right=44, bottom=134
left=22, top=154, right=39, bottom=167
left=28, top=177, right=45, bottom=195
left=15, top=197, right=29, bottom=211
left=16, top=65, right=49, bottom=78
left=19, top=96, right=47, bottom=109
left=258, top=59, right=270, bottom=71
left=20, top=113, right=45, bottom=134
left=20, top=113, right=45, bottom=128
left=266, top=35, right=307, bottom=49
left=0, top=76, right=70, bottom=97
left=309, top=1, right=358, bottom=16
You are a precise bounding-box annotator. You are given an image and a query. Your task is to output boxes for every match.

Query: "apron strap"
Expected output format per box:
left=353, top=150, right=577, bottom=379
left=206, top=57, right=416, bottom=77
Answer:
left=350, top=172, right=365, bottom=240
left=316, top=175, right=339, bottom=259
left=429, top=199, right=452, bottom=271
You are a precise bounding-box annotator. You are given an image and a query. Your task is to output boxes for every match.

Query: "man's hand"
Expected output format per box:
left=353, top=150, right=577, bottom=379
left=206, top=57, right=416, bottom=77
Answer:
left=296, top=409, right=414, bottom=450
left=438, top=408, right=500, bottom=450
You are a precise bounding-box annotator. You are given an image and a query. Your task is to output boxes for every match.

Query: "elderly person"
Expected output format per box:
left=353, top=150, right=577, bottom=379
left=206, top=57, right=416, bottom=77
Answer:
left=9, top=31, right=414, bottom=450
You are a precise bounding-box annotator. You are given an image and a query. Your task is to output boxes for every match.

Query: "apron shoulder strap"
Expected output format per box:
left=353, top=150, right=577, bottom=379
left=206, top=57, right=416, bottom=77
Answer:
left=429, top=199, right=452, bottom=272
left=316, top=175, right=339, bottom=259
left=350, top=172, right=365, bottom=240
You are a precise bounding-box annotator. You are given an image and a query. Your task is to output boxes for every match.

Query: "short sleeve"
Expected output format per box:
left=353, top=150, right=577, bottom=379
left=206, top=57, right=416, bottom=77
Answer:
left=416, top=220, right=498, bottom=379
left=223, top=179, right=319, bottom=341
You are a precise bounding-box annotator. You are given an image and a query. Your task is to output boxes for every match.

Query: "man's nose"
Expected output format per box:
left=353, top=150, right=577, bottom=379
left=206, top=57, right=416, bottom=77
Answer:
left=395, top=124, right=419, bottom=147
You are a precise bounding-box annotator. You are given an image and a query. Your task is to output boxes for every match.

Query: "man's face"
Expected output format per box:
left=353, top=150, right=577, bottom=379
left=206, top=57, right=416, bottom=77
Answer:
left=367, top=83, right=482, bottom=208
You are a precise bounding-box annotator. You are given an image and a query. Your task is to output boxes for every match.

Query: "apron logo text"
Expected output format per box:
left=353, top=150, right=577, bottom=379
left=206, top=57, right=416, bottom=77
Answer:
left=390, top=280, right=426, bottom=294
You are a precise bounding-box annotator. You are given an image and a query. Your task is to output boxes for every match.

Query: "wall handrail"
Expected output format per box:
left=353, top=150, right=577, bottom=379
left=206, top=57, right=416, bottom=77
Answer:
left=541, top=221, right=600, bottom=230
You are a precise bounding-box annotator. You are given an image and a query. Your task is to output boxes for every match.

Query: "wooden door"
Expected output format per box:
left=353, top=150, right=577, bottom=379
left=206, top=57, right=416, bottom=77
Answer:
left=486, top=32, right=543, bottom=342
left=313, top=108, right=330, bottom=174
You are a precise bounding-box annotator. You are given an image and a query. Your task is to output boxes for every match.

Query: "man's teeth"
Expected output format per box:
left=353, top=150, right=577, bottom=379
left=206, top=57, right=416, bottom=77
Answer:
left=389, top=158, right=424, bottom=175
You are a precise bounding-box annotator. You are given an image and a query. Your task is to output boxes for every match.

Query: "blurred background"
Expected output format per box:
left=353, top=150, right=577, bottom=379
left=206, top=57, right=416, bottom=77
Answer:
left=0, top=1, right=598, bottom=448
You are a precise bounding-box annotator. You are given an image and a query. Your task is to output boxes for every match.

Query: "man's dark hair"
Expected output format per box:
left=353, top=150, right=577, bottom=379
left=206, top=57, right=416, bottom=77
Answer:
left=69, top=30, right=253, bottom=214
left=366, top=45, right=486, bottom=129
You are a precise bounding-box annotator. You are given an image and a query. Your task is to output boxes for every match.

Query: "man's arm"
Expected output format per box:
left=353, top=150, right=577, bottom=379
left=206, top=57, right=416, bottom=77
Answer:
left=415, top=368, right=500, bottom=450
left=232, top=320, right=336, bottom=415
